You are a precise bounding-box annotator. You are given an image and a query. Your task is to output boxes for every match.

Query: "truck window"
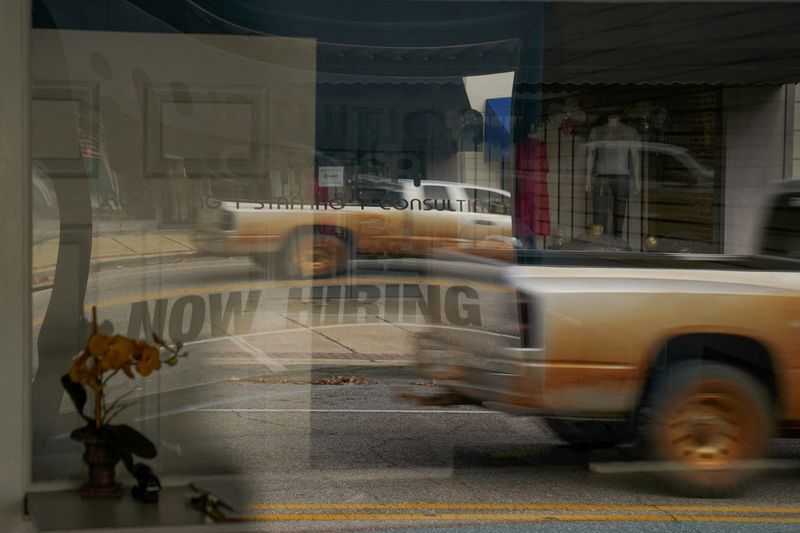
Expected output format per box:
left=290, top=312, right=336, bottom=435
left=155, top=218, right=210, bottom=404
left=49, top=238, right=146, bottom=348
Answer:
left=423, top=185, right=450, bottom=200
left=356, top=187, right=403, bottom=207
left=467, top=188, right=490, bottom=213
left=488, top=192, right=510, bottom=215
left=761, top=193, right=800, bottom=258
left=423, top=185, right=455, bottom=210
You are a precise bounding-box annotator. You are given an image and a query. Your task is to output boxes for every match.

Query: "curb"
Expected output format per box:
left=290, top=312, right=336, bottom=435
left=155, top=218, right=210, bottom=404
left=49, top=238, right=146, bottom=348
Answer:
left=31, top=255, right=438, bottom=292
left=32, top=251, right=205, bottom=291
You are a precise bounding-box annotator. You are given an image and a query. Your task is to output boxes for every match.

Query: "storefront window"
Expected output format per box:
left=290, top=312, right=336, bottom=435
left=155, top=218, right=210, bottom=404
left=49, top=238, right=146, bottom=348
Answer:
left=516, top=86, right=723, bottom=253
left=28, top=0, right=800, bottom=527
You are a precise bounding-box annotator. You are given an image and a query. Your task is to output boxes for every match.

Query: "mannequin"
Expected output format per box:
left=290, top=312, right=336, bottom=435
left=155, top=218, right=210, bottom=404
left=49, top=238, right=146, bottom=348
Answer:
left=585, top=113, right=641, bottom=238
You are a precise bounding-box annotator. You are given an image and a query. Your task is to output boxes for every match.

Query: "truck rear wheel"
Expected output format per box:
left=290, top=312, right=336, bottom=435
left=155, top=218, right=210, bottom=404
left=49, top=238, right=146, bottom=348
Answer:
left=284, top=230, right=348, bottom=279
left=638, top=361, right=772, bottom=497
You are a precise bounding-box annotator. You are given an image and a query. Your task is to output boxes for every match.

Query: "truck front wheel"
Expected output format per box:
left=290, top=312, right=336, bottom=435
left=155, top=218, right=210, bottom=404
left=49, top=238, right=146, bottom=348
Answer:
left=637, top=361, right=772, bottom=497
left=284, top=230, right=348, bottom=279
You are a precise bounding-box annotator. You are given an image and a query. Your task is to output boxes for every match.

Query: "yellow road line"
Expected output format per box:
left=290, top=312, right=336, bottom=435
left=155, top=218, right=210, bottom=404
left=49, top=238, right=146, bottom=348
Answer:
left=206, top=359, right=409, bottom=366
left=231, top=513, right=800, bottom=523
left=246, top=502, right=800, bottom=513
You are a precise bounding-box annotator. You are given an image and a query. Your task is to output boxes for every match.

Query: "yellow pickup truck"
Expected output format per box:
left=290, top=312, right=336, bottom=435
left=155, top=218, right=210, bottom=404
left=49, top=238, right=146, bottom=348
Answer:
left=193, top=179, right=514, bottom=278
left=413, top=180, right=800, bottom=497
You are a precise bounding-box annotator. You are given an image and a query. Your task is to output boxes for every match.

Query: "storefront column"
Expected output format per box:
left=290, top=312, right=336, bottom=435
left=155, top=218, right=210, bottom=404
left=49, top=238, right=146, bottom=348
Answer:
left=0, top=0, right=33, bottom=529
left=723, top=87, right=789, bottom=254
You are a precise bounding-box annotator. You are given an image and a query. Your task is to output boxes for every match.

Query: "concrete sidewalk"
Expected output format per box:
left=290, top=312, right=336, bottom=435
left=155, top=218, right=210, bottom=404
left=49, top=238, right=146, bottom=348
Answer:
left=33, top=221, right=199, bottom=281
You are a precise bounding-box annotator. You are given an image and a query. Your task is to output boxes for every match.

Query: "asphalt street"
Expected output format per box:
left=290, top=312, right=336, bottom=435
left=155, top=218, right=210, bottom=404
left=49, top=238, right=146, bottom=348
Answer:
left=31, top=256, right=800, bottom=532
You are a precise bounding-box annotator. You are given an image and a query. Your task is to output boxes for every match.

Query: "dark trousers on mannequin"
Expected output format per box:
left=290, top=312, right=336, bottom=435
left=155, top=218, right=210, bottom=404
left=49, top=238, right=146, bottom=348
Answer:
left=592, top=174, right=630, bottom=237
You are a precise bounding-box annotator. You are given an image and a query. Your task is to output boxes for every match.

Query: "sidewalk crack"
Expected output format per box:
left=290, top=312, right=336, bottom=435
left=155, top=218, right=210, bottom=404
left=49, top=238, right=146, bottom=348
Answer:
left=107, top=236, right=139, bottom=255
left=160, top=234, right=194, bottom=250
left=375, top=314, right=416, bottom=334
left=281, top=314, right=357, bottom=353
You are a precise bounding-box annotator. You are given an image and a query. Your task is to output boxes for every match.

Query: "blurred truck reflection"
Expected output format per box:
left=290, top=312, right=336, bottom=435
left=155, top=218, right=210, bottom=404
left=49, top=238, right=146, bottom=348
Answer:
left=412, top=180, right=800, bottom=497
left=193, top=178, right=514, bottom=278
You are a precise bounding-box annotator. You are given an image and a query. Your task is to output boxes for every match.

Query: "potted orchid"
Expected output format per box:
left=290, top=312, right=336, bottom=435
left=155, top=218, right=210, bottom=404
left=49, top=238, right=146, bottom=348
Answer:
left=61, top=307, right=188, bottom=498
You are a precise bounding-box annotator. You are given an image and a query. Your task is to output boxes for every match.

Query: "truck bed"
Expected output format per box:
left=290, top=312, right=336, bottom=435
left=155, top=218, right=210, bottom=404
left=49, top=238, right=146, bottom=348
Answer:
left=515, top=250, right=800, bottom=272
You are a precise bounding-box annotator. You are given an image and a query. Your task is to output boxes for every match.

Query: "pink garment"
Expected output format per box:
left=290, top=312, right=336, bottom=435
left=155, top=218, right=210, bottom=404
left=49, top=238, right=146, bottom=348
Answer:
left=515, top=137, right=551, bottom=236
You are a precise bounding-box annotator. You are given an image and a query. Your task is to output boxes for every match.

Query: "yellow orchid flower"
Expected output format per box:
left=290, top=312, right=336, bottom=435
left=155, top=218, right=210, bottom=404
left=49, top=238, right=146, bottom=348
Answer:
left=87, top=334, right=110, bottom=359
left=136, top=346, right=161, bottom=376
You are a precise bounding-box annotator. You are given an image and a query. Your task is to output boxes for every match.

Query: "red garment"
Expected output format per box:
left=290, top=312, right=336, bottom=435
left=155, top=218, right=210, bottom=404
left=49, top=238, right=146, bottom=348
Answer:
left=514, top=137, right=551, bottom=236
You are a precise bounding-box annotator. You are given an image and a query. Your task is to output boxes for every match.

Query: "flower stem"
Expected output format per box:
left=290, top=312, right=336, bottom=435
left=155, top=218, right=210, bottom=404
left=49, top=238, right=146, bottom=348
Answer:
left=95, top=387, right=101, bottom=429
left=91, top=305, right=101, bottom=428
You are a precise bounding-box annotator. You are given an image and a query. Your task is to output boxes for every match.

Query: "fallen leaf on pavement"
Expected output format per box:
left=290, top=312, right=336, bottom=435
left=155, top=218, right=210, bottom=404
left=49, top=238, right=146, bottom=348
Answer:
left=311, top=375, right=378, bottom=385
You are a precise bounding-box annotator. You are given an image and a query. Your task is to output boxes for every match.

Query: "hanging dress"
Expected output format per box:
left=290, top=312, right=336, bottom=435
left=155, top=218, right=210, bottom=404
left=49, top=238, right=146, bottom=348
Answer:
left=514, top=137, right=551, bottom=236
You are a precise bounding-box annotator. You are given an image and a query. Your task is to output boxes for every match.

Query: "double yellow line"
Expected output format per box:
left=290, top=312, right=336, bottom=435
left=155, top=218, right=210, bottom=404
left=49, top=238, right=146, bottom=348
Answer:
left=233, top=503, right=800, bottom=523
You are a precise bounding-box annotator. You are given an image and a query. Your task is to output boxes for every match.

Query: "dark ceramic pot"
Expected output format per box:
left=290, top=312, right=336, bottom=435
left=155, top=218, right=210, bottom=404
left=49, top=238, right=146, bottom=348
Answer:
left=74, top=427, right=122, bottom=498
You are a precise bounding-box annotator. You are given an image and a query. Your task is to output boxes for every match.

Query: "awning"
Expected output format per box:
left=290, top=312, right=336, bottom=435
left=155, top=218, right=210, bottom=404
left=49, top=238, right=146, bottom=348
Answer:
left=543, top=2, right=800, bottom=85
left=35, top=1, right=800, bottom=86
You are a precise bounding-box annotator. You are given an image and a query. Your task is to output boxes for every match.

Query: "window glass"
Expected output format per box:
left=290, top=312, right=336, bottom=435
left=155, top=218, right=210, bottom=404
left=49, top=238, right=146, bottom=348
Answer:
left=27, top=1, right=800, bottom=528
left=488, top=191, right=510, bottom=214
left=464, top=188, right=490, bottom=213
left=422, top=185, right=451, bottom=200
left=355, top=186, right=403, bottom=207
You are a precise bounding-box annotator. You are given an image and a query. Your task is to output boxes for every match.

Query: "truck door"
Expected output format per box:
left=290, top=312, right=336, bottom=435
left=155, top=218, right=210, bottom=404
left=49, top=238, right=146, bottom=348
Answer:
left=759, top=190, right=800, bottom=410
left=352, top=185, right=406, bottom=255
left=406, top=184, right=461, bottom=255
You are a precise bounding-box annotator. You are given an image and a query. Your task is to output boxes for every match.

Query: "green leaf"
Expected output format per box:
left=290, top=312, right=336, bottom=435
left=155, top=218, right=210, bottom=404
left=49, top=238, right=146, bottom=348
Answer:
left=165, top=358, right=178, bottom=366
left=60, top=374, right=93, bottom=423
left=106, top=424, right=158, bottom=459
left=101, top=427, right=136, bottom=475
left=69, top=423, right=94, bottom=442
left=119, top=448, right=135, bottom=475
